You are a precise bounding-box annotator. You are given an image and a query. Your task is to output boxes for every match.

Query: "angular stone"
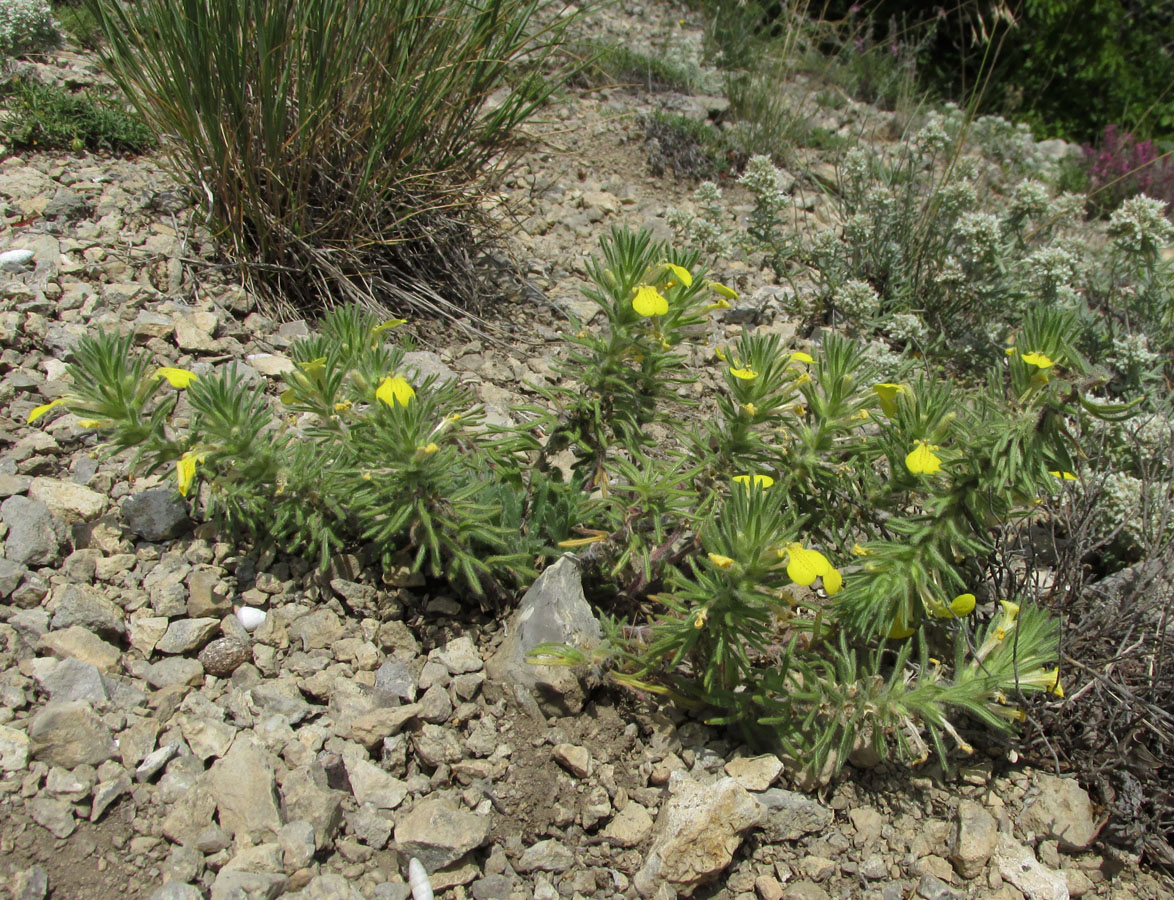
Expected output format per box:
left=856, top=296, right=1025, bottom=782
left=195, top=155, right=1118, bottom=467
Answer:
left=121, top=490, right=193, bottom=542
left=207, top=734, right=283, bottom=839
left=209, top=870, right=287, bottom=900
left=993, top=835, right=1069, bottom=900
left=156, top=617, right=220, bottom=654
left=348, top=703, right=419, bottom=750
left=150, top=884, right=204, bottom=900
left=179, top=715, right=236, bottom=760
left=161, top=783, right=217, bottom=846
left=516, top=838, right=574, bottom=873
left=724, top=754, right=783, bottom=792
left=373, top=659, right=417, bottom=702
left=393, top=797, right=490, bottom=871
left=0, top=723, right=31, bottom=771
left=1019, top=774, right=1097, bottom=851
left=11, top=867, right=49, bottom=900
left=289, top=608, right=343, bottom=651
left=279, top=764, right=343, bottom=850
left=35, top=657, right=109, bottom=703
left=485, top=555, right=601, bottom=716
left=28, top=701, right=115, bottom=768
left=36, top=626, right=121, bottom=672
left=435, top=635, right=483, bottom=674
left=146, top=657, right=205, bottom=688
left=29, top=477, right=106, bottom=522
left=2, top=495, right=60, bottom=565
left=552, top=743, right=591, bottom=778
left=30, top=797, right=76, bottom=839
left=755, top=788, right=834, bottom=842
left=348, top=803, right=392, bottom=848
left=49, top=584, right=124, bottom=639
left=128, top=616, right=170, bottom=655
left=0, top=557, right=27, bottom=597
left=136, top=741, right=180, bottom=782
left=602, top=801, right=653, bottom=847
left=91, top=773, right=132, bottom=821
left=950, top=799, right=998, bottom=879
left=343, top=754, right=409, bottom=810
left=634, top=773, right=763, bottom=896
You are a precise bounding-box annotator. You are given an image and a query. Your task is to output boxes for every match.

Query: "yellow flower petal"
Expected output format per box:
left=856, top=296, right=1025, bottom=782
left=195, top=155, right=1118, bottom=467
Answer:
left=75, top=419, right=105, bottom=429
left=376, top=375, right=415, bottom=407
left=372, top=318, right=407, bottom=335
left=298, top=357, right=327, bottom=378
left=155, top=367, right=197, bottom=389
left=733, top=474, right=774, bottom=489
left=661, top=263, right=693, bottom=288
left=729, top=367, right=758, bottom=380
left=742, top=402, right=758, bottom=416
left=931, top=592, right=976, bottom=618
left=707, top=281, right=738, bottom=300
left=851, top=542, right=872, bottom=557
left=823, top=567, right=843, bottom=595
left=1020, top=351, right=1055, bottom=369
left=707, top=552, right=735, bottom=570
left=873, top=383, right=907, bottom=416
left=789, top=351, right=814, bottom=364
left=27, top=397, right=68, bottom=424
left=783, top=542, right=831, bottom=586
left=176, top=451, right=206, bottom=498
left=632, top=284, right=668, bottom=317
left=888, top=620, right=915, bottom=639
left=906, top=440, right=943, bottom=475
left=1049, top=470, right=1078, bottom=481
left=703, top=299, right=732, bottom=312
left=694, top=608, right=708, bottom=629
left=714, top=346, right=728, bottom=362
left=420, top=442, right=440, bottom=455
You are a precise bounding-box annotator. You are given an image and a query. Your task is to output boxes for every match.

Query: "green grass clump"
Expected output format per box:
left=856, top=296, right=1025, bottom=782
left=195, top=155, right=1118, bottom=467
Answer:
left=571, top=40, right=701, bottom=93
left=51, top=0, right=102, bottom=50
left=0, top=77, right=155, bottom=153
left=644, top=111, right=740, bottom=180
left=86, top=0, right=574, bottom=321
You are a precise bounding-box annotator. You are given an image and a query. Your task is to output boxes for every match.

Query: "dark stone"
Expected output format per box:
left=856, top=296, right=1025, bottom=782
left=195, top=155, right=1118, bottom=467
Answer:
left=121, top=490, right=193, bottom=542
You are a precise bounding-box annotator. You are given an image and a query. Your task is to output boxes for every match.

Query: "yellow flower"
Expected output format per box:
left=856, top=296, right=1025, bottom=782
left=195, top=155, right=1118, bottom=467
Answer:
left=742, top=402, right=758, bottom=416
left=156, top=367, right=198, bottom=389
left=791, top=404, right=806, bottom=416
left=27, top=397, right=68, bottom=424
left=730, top=367, right=758, bottom=380
left=789, top=351, right=814, bottom=364
left=707, top=281, right=738, bottom=300
left=888, top=618, right=915, bottom=639
left=376, top=375, right=415, bottom=407
left=781, top=542, right=835, bottom=587
left=823, top=567, right=843, bottom=595
left=75, top=419, right=105, bottom=429
left=707, top=552, right=735, bottom=570
left=660, top=262, right=693, bottom=288
left=714, top=346, right=728, bottom=362
left=703, top=299, right=732, bottom=313
left=906, top=440, right=943, bottom=475
left=1020, top=351, right=1055, bottom=369
left=929, top=592, right=976, bottom=618
left=298, top=357, right=327, bottom=378
left=1049, top=470, right=1078, bottom=481
left=850, top=408, right=870, bottom=421
left=873, top=383, right=907, bottom=416
left=372, top=318, right=407, bottom=335
left=1020, top=666, right=1064, bottom=698
left=632, top=284, right=668, bottom=317
left=694, top=608, right=708, bottom=629
left=851, top=542, right=873, bottom=556
left=419, top=442, right=440, bottom=455
left=733, top=473, right=774, bottom=489
left=333, top=401, right=353, bottom=413
left=176, top=451, right=207, bottom=498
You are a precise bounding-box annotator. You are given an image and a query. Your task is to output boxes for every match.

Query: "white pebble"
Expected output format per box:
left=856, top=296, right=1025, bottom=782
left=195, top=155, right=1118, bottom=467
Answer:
left=234, top=606, right=267, bottom=632
left=408, top=858, right=433, bottom=900
left=0, top=248, right=35, bottom=269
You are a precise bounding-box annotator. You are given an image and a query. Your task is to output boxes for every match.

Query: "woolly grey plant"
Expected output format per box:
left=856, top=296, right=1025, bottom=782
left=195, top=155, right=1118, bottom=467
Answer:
left=0, top=0, right=56, bottom=57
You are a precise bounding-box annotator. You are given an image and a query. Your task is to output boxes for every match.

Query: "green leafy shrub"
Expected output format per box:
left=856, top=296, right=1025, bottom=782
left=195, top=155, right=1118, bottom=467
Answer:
left=643, top=111, right=740, bottom=180
left=86, top=0, right=574, bottom=319
left=0, top=0, right=56, bottom=58
left=0, top=76, right=155, bottom=152
left=51, top=0, right=101, bottom=50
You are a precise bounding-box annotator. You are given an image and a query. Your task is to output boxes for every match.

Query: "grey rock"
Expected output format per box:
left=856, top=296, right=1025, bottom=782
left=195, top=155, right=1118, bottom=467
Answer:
left=36, top=657, right=109, bottom=703
left=993, top=834, right=1070, bottom=900
left=418, top=682, right=453, bottom=724
left=402, top=350, right=460, bottom=386
left=348, top=803, right=392, bottom=848
left=2, top=495, right=61, bottom=565
left=950, top=799, right=998, bottom=879
left=1019, top=773, right=1097, bottom=850
left=210, top=870, right=287, bottom=900
left=917, top=874, right=964, bottom=900
left=11, top=867, right=49, bottom=900
left=36, top=625, right=121, bottom=672
left=207, top=734, right=284, bottom=839
left=161, top=783, right=217, bottom=846
left=150, top=884, right=205, bottom=900
left=0, top=557, right=28, bottom=596
left=343, top=754, right=409, bottom=810
left=43, top=188, right=90, bottom=220
left=289, top=608, right=343, bottom=651
left=49, top=584, right=125, bottom=639
left=91, top=773, right=132, bottom=821
left=0, top=723, right=31, bottom=771
left=178, top=715, right=236, bottom=760
left=199, top=637, right=251, bottom=677
left=372, top=885, right=412, bottom=900
left=28, top=700, right=115, bottom=768
left=157, top=617, right=220, bottom=654
left=516, top=838, right=574, bottom=873
left=393, top=797, right=491, bottom=871
left=295, top=874, right=366, bottom=900
left=374, top=659, right=417, bottom=702
left=435, top=635, right=483, bottom=674
left=30, top=796, right=76, bottom=838
left=279, top=820, right=317, bottom=870
left=121, top=490, right=193, bottom=542
left=485, top=554, right=601, bottom=716
left=601, top=801, right=653, bottom=847
left=633, top=772, right=763, bottom=896
left=279, top=763, right=344, bottom=849
left=146, top=657, right=205, bottom=688
left=470, top=874, right=515, bottom=900
left=28, top=477, right=106, bottom=522
left=754, top=788, right=834, bottom=841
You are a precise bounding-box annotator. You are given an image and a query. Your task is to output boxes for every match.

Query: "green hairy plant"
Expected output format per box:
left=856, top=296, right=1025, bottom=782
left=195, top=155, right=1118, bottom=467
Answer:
left=0, top=77, right=155, bottom=152
left=33, top=227, right=1153, bottom=783
left=85, top=0, right=574, bottom=320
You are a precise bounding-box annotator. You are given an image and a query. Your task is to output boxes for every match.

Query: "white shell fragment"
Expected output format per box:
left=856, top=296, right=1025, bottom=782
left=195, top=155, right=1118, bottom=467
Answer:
left=407, top=858, right=434, bottom=900
left=0, top=248, right=35, bottom=270
left=234, top=606, right=267, bottom=632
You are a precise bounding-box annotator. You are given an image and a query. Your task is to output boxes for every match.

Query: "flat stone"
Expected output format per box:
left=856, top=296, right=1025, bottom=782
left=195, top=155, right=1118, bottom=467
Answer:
left=951, top=799, right=998, bottom=879
left=516, top=838, right=574, bottom=873
left=207, top=733, right=284, bottom=839
left=146, top=657, right=205, bottom=688
left=2, top=495, right=61, bottom=565
left=36, top=626, right=121, bottom=672
left=435, top=635, right=483, bottom=674
left=725, top=754, right=784, bottom=791
left=11, top=867, right=49, bottom=900
left=28, top=477, right=106, bottom=522
left=156, top=617, right=220, bottom=654
left=121, top=490, right=193, bottom=542
left=178, top=715, right=236, bottom=760
left=0, top=557, right=27, bottom=597
left=289, top=608, right=343, bottom=651
left=1019, top=774, right=1097, bottom=851
left=993, top=835, right=1069, bottom=900
left=552, top=743, right=591, bottom=778
left=35, top=657, right=109, bottom=703
left=91, top=773, right=131, bottom=820
left=49, top=584, right=124, bottom=639
left=393, top=797, right=490, bottom=871
left=28, top=701, right=115, bottom=768
left=136, top=741, right=180, bottom=782
left=30, top=797, right=76, bottom=838
left=209, top=870, right=287, bottom=900
left=0, top=723, right=31, bottom=771
left=601, top=801, right=653, bottom=847
left=373, top=659, right=417, bottom=702
left=128, top=616, right=170, bottom=655
left=279, top=764, right=343, bottom=850
left=348, top=703, right=419, bottom=750
left=150, top=884, right=205, bottom=900
left=343, top=754, right=409, bottom=810
left=755, top=788, right=834, bottom=841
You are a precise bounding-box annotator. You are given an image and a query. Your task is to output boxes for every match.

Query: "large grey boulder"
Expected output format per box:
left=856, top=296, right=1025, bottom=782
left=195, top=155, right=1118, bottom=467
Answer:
left=485, top=555, right=601, bottom=716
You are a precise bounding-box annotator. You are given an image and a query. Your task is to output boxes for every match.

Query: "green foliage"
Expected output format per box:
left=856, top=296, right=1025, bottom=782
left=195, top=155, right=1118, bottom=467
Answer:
left=52, top=0, right=101, bottom=49
left=0, top=0, right=56, bottom=58
left=0, top=77, right=155, bottom=153
left=643, top=111, right=738, bottom=180
left=571, top=39, right=703, bottom=93
left=85, top=0, right=574, bottom=319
